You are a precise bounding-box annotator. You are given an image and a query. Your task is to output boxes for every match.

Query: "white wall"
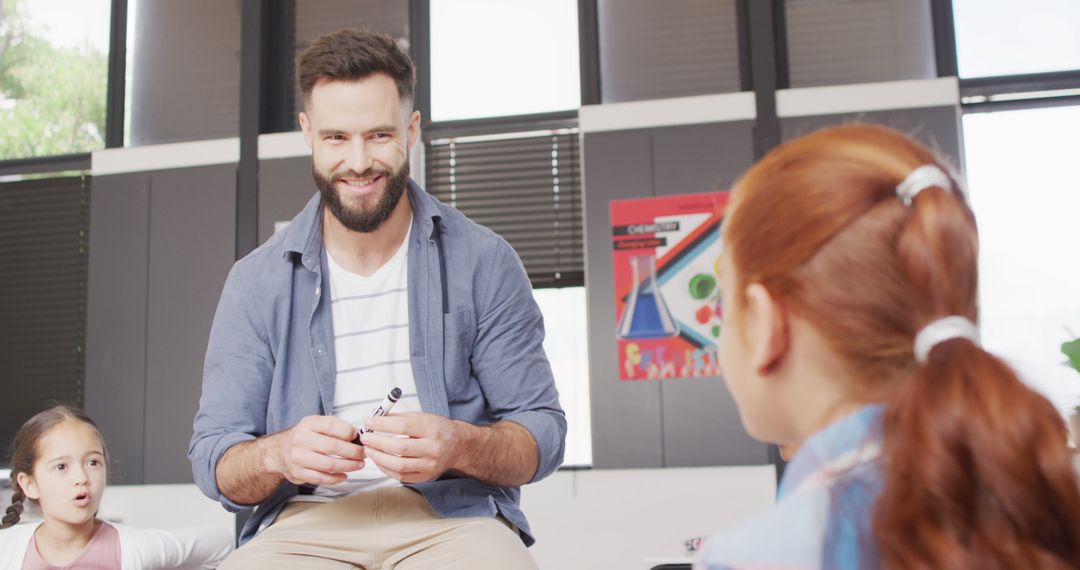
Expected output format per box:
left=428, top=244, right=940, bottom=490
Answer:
left=82, top=466, right=777, bottom=570
left=524, top=465, right=776, bottom=570
left=98, top=484, right=233, bottom=532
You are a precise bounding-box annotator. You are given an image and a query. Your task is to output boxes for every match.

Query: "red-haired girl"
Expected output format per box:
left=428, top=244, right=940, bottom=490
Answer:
left=697, top=125, right=1080, bottom=569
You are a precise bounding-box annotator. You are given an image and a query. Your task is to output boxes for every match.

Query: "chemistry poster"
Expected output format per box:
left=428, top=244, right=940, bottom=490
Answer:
left=610, top=192, right=728, bottom=381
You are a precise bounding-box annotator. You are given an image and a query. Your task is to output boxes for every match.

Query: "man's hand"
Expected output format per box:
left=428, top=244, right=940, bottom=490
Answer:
left=215, top=415, right=366, bottom=505
left=360, top=413, right=539, bottom=487
left=359, top=412, right=462, bottom=483
left=262, top=415, right=366, bottom=486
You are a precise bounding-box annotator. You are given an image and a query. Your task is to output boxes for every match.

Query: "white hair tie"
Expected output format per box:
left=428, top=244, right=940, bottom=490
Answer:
left=913, top=316, right=980, bottom=363
left=896, top=164, right=953, bottom=207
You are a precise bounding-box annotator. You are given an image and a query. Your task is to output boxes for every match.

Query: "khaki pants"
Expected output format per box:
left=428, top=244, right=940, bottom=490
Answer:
left=219, top=487, right=538, bottom=570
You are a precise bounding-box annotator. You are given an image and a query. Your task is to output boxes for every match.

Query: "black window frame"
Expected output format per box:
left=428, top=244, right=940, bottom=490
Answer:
left=0, top=0, right=126, bottom=173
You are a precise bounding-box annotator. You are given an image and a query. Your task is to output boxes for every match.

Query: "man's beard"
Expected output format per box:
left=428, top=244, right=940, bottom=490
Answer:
left=313, top=160, right=410, bottom=233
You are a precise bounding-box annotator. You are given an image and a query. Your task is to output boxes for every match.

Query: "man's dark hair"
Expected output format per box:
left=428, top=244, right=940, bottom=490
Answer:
left=296, top=29, right=415, bottom=109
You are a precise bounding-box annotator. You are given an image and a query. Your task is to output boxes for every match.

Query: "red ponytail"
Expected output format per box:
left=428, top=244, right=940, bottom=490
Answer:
left=725, top=124, right=1080, bottom=568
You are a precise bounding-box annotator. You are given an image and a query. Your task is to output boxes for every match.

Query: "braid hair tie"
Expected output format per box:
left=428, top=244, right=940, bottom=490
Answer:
left=914, top=316, right=980, bottom=364
left=896, top=164, right=953, bottom=207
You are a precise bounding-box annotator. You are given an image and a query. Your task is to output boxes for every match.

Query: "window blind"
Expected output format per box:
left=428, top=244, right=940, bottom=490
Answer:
left=426, top=130, right=583, bottom=287
left=0, top=176, right=89, bottom=449
left=130, top=0, right=241, bottom=144
left=598, top=0, right=742, bottom=103
left=785, top=0, right=936, bottom=88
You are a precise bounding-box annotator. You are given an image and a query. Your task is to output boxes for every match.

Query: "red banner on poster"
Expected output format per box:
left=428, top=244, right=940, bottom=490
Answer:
left=610, top=192, right=729, bottom=381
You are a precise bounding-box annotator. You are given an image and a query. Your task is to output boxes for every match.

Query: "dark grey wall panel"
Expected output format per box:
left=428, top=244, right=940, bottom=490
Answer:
left=780, top=106, right=963, bottom=165
left=584, top=130, right=664, bottom=468
left=258, top=157, right=317, bottom=244
left=84, top=173, right=151, bottom=484
left=650, top=122, right=767, bottom=467
left=662, top=378, right=769, bottom=466
left=585, top=122, right=770, bottom=469
left=144, top=165, right=236, bottom=483
left=650, top=122, right=753, bottom=197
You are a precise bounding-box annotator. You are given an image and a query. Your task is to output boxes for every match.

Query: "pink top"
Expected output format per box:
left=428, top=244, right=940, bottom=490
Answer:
left=22, top=522, right=121, bottom=570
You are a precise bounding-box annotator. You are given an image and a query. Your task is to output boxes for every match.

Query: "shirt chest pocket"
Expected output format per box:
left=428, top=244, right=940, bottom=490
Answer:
left=442, top=309, right=477, bottom=400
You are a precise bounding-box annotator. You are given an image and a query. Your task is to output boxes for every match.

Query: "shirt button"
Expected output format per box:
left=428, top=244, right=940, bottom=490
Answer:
left=315, top=287, right=321, bottom=296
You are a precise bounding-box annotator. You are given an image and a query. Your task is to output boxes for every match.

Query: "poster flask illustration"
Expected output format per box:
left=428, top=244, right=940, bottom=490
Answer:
left=616, top=254, right=679, bottom=340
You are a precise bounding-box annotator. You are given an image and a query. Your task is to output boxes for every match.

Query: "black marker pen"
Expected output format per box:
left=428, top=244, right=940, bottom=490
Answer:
left=353, top=386, right=402, bottom=445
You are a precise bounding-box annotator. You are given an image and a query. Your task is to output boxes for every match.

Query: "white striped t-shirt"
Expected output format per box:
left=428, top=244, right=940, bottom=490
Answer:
left=306, top=225, right=421, bottom=501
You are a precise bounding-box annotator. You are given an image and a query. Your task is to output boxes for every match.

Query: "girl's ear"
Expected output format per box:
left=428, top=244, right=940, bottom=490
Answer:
left=743, top=282, right=791, bottom=375
left=16, top=472, right=40, bottom=501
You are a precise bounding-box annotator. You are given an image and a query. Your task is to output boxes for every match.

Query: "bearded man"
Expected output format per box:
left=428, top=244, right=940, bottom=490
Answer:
left=189, top=29, right=564, bottom=570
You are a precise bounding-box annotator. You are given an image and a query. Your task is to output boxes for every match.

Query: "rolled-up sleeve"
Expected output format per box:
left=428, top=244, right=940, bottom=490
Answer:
left=188, top=261, right=275, bottom=511
left=470, top=238, right=567, bottom=482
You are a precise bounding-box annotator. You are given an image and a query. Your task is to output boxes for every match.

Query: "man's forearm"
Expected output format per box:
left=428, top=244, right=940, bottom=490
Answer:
left=216, top=438, right=285, bottom=505
left=453, top=420, right=539, bottom=487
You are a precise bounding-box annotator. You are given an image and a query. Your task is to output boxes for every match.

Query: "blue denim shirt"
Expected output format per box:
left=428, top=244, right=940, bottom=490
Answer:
left=188, top=181, right=566, bottom=546
left=696, top=405, right=885, bottom=569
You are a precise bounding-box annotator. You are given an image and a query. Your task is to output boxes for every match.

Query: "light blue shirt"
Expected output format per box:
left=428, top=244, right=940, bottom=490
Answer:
left=697, top=405, right=885, bottom=569
left=188, top=180, right=566, bottom=546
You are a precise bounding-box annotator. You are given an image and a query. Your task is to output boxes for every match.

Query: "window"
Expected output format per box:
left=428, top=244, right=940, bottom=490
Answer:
left=429, top=0, right=580, bottom=121
left=598, top=0, right=741, bottom=103
left=426, top=126, right=588, bottom=466
left=426, top=129, right=583, bottom=286
left=963, top=105, right=1080, bottom=414
left=126, top=0, right=241, bottom=145
left=534, top=286, right=591, bottom=466
left=427, top=1, right=589, bottom=466
left=784, top=0, right=936, bottom=87
left=954, top=0, right=1080, bottom=413
left=953, top=0, right=1080, bottom=78
left=0, top=0, right=111, bottom=160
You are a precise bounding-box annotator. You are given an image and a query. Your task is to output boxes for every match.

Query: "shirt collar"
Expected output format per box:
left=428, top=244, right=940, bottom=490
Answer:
left=777, top=403, right=885, bottom=500
left=281, top=178, right=441, bottom=272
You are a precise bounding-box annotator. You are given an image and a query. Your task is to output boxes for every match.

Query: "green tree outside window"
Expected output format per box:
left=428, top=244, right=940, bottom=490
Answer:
left=0, top=0, right=108, bottom=161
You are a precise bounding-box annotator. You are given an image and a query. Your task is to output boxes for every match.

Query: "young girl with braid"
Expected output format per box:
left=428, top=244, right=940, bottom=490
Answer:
left=696, top=125, right=1080, bottom=569
left=0, top=406, right=233, bottom=569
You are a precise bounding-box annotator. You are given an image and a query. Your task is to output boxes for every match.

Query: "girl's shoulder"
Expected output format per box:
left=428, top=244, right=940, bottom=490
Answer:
left=0, top=521, right=42, bottom=567
left=697, top=483, right=832, bottom=569
left=697, top=460, right=883, bottom=570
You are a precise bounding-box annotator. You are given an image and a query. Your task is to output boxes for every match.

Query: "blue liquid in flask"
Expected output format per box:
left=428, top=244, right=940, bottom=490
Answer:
left=618, top=255, right=678, bottom=340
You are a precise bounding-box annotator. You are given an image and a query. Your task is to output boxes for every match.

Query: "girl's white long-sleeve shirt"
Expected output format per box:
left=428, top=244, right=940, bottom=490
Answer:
left=0, top=521, right=233, bottom=570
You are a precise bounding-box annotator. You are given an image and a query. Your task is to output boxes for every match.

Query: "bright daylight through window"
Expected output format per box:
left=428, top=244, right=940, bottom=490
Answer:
left=0, top=0, right=110, bottom=160
left=534, top=286, right=591, bottom=466
left=429, top=0, right=580, bottom=122
left=954, top=0, right=1080, bottom=415
left=963, top=106, right=1080, bottom=414
left=953, top=0, right=1080, bottom=78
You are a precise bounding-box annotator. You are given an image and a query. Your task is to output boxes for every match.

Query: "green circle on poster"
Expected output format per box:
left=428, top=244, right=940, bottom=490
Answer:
left=689, top=274, right=716, bottom=300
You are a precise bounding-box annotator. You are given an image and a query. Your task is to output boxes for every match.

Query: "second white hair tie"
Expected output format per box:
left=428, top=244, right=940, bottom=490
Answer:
left=896, top=164, right=953, bottom=207
left=913, top=316, right=980, bottom=363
